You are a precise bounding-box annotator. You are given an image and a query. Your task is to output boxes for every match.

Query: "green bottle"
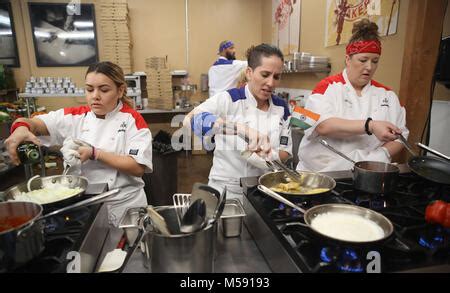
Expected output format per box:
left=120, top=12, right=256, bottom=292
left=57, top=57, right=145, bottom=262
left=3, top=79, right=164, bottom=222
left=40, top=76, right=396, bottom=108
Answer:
left=17, top=142, right=40, bottom=164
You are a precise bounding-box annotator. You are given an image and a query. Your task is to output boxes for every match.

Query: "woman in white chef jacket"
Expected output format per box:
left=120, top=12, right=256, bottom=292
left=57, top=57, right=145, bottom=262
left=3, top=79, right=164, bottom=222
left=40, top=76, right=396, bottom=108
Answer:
left=6, top=61, right=152, bottom=226
left=296, top=19, right=409, bottom=172
left=184, top=44, right=292, bottom=201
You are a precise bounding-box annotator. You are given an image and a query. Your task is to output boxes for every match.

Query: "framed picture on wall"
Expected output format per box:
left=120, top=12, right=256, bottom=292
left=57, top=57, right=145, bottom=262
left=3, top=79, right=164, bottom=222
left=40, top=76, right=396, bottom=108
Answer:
left=28, top=2, right=99, bottom=67
left=0, top=1, right=20, bottom=67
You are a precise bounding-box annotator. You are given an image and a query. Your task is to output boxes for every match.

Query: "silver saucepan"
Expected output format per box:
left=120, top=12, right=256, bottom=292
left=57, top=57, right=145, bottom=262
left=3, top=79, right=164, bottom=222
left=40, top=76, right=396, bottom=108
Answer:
left=320, top=140, right=399, bottom=194
left=257, top=185, right=394, bottom=245
left=0, top=189, right=119, bottom=272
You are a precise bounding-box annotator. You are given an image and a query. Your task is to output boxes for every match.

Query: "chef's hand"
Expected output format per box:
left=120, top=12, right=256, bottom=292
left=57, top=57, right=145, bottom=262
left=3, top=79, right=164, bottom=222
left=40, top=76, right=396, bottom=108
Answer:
left=369, top=120, right=402, bottom=142
left=237, top=125, right=271, bottom=157
left=61, top=137, right=93, bottom=165
left=72, top=139, right=94, bottom=162
left=77, top=146, right=93, bottom=162
left=5, top=126, right=41, bottom=165
left=61, top=137, right=81, bottom=167
left=241, top=149, right=279, bottom=170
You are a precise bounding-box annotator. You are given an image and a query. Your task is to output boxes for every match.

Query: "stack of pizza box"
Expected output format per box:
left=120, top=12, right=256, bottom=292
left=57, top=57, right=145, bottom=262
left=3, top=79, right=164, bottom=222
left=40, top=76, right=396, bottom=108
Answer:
left=145, top=57, right=173, bottom=110
left=99, top=0, right=132, bottom=73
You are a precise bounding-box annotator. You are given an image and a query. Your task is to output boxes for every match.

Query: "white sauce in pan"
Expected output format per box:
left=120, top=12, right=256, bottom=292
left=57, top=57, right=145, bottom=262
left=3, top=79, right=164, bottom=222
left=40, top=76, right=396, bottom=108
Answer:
left=310, top=212, right=385, bottom=242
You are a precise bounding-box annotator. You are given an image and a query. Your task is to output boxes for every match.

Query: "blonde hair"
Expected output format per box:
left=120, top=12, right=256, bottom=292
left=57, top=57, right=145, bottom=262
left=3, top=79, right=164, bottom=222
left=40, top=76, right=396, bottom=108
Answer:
left=85, top=61, right=134, bottom=108
left=236, top=68, right=247, bottom=88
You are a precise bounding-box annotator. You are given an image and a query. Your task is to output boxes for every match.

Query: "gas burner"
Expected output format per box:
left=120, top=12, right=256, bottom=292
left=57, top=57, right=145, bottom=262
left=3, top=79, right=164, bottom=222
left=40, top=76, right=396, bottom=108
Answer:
left=44, top=207, right=91, bottom=234
left=320, top=247, right=364, bottom=273
left=412, top=225, right=450, bottom=251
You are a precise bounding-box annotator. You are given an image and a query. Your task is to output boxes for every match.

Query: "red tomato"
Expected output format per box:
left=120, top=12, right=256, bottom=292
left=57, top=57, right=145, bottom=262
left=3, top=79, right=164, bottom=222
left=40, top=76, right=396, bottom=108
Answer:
left=425, top=200, right=447, bottom=224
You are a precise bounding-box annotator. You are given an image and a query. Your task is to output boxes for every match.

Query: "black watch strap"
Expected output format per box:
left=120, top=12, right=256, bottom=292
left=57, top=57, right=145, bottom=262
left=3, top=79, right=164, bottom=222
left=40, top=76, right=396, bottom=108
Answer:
left=365, top=117, right=373, bottom=135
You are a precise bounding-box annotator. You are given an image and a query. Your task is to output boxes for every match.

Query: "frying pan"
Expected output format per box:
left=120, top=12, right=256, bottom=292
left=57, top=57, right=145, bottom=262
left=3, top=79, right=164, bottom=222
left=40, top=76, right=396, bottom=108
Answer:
left=3, top=175, right=88, bottom=211
left=258, top=170, right=336, bottom=202
left=258, top=185, right=394, bottom=245
left=399, top=135, right=450, bottom=185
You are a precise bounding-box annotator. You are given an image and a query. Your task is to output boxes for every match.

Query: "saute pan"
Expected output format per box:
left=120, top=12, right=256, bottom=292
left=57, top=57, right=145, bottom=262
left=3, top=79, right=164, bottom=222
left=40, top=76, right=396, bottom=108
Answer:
left=399, top=135, right=450, bottom=185
left=3, top=175, right=88, bottom=211
left=258, top=185, right=394, bottom=245
left=258, top=170, right=336, bottom=202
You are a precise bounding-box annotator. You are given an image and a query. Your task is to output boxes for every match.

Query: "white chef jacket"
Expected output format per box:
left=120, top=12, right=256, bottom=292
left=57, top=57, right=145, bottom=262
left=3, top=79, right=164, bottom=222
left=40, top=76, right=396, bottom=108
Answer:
left=195, top=85, right=292, bottom=199
left=208, top=57, right=248, bottom=97
left=38, top=101, right=152, bottom=226
left=296, top=69, right=409, bottom=172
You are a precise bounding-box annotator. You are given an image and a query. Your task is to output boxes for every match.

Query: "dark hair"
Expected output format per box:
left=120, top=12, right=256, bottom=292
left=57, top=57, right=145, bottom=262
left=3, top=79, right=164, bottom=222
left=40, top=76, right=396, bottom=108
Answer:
left=85, top=61, right=133, bottom=107
left=348, top=18, right=380, bottom=44
left=245, top=43, right=284, bottom=69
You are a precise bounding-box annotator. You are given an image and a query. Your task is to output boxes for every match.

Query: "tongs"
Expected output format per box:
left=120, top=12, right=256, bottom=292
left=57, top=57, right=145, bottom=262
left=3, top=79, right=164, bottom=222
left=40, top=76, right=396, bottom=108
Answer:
left=266, top=160, right=304, bottom=184
left=398, top=134, right=418, bottom=157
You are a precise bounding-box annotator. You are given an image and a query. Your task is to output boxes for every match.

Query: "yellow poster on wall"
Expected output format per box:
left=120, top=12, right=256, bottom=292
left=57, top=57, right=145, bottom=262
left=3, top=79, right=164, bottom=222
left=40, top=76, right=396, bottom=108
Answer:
left=325, top=0, right=400, bottom=47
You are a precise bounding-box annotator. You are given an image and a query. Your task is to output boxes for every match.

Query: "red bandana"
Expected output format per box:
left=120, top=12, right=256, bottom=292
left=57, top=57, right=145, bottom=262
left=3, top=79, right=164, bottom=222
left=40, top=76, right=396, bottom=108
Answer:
left=346, top=40, right=382, bottom=55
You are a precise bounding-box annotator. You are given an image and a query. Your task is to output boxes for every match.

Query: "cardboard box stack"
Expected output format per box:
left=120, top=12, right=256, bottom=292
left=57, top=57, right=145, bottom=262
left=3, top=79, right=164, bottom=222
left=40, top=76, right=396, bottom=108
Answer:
left=146, top=57, right=173, bottom=110
left=99, top=0, right=133, bottom=73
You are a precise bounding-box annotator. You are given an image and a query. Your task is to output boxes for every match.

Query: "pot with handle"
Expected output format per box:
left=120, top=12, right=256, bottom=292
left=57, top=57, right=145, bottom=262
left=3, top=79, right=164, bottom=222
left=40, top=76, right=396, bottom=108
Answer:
left=320, top=139, right=399, bottom=194
left=398, top=135, right=450, bottom=185
left=257, top=185, right=394, bottom=245
left=0, top=188, right=119, bottom=271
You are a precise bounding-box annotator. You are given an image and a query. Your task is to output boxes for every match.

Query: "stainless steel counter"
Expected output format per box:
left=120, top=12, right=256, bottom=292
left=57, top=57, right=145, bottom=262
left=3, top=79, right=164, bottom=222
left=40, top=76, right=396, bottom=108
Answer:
left=98, top=223, right=271, bottom=273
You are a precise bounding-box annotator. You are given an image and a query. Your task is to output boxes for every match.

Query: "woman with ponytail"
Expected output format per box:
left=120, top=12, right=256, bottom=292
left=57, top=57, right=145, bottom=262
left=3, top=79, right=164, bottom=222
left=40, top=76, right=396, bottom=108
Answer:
left=5, top=61, right=152, bottom=226
left=296, top=19, right=409, bottom=172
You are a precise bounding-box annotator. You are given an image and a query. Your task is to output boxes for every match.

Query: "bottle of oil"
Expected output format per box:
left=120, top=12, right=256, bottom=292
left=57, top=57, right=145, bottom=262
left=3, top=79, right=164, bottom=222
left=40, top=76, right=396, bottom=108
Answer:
left=17, top=142, right=40, bottom=164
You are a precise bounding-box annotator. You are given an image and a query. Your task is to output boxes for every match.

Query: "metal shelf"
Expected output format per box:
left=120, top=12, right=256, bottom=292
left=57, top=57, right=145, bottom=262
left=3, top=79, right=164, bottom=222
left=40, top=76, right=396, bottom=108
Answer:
left=282, top=67, right=331, bottom=74
left=18, top=93, right=85, bottom=98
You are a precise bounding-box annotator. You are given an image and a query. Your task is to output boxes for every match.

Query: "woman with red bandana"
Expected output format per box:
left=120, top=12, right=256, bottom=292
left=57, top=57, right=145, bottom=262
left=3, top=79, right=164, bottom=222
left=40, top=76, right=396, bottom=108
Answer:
left=296, top=19, right=408, bottom=172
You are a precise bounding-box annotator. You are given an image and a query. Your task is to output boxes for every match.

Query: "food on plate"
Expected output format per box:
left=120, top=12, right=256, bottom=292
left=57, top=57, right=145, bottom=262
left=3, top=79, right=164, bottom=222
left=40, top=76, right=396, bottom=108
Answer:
left=310, top=212, right=384, bottom=242
left=11, top=184, right=84, bottom=205
left=270, top=182, right=329, bottom=194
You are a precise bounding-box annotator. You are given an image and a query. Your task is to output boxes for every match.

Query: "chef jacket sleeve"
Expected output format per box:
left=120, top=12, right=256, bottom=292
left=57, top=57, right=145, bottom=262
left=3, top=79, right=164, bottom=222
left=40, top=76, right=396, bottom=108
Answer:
left=125, top=116, right=153, bottom=173
left=36, top=109, right=72, bottom=146
left=191, top=91, right=231, bottom=137
left=195, top=91, right=230, bottom=117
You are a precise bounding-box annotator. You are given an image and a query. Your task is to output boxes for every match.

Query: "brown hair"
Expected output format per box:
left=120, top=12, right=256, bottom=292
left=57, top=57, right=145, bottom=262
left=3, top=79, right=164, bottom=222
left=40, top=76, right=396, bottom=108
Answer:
left=245, top=43, right=284, bottom=69
left=85, top=61, right=134, bottom=107
left=348, top=18, right=380, bottom=44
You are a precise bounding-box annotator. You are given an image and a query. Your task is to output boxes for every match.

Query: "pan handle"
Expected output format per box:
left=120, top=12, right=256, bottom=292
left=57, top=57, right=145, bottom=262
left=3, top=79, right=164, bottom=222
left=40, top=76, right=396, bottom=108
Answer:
left=27, top=175, right=40, bottom=192
left=319, top=139, right=356, bottom=164
left=398, top=135, right=418, bottom=157
left=40, top=188, right=120, bottom=221
left=257, top=185, right=307, bottom=214
left=417, top=143, right=450, bottom=161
